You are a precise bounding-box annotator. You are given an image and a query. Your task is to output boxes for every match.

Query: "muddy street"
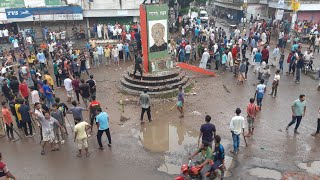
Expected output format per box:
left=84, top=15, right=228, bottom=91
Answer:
left=0, top=56, right=319, bottom=180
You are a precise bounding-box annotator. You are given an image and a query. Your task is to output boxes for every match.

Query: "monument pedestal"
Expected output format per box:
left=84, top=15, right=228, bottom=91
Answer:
left=119, top=66, right=192, bottom=97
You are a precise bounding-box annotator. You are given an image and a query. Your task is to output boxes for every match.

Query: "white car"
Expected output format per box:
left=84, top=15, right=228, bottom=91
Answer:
left=199, top=10, right=209, bottom=23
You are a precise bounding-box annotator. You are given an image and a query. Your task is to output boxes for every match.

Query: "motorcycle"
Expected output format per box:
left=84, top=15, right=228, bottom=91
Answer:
left=175, top=159, right=225, bottom=180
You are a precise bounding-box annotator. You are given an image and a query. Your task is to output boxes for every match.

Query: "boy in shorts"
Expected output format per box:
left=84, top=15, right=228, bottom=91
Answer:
left=74, top=119, right=91, bottom=157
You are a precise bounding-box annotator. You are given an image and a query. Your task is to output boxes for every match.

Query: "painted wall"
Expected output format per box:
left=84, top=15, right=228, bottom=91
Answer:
left=297, top=11, right=320, bottom=24
left=246, top=4, right=266, bottom=20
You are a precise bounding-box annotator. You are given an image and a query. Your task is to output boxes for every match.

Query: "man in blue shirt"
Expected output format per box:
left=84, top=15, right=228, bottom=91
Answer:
left=96, top=44, right=104, bottom=65
left=42, top=80, right=54, bottom=108
left=123, top=43, right=131, bottom=61
left=95, top=107, right=112, bottom=149
left=37, top=50, right=46, bottom=72
left=254, top=49, right=262, bottom=73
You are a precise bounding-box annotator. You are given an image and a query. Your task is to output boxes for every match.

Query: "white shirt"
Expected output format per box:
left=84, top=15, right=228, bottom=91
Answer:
left=181, top=28, right=185, bottom=35
left=185, top=45, right=191, bottom=54
left=230, top=115, right=245, bottom=135
left=48, top=43, right=56, bottom=52
left=3, top=29, right=9, bottom=36
left=26, top=36, right=32, bottom=44
left=274, top=74, right=280, bottom=82
left=126, top=34, right=131, bottom=41
left=31, top=90, right=40, bottom=104
left=0, top=30, right=3, bottom=37
left=315, top=38, right=320, bottom=46
left=64, top=78, right=73, bottom=91
left=117, top=43, right=123, bottom=51
left=112, top=48, right=119, bottom=57
left=304, top=52, right=313, bottom=61
left=279, top=32, right=284, bottom=39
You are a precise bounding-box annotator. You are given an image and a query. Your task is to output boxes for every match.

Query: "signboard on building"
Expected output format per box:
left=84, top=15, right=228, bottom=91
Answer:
left=24, top=0, right=45, bottom=7
left=0, top=0, right=25, bottom=8
left=5, top=6, right=83, bottom=22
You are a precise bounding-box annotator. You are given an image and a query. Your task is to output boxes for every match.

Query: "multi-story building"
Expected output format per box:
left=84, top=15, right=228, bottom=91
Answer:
left=213, top=0, right=320, bottom=23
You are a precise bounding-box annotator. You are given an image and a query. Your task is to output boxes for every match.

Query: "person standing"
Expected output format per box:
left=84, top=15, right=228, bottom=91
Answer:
left=295, top=51, right=304, bottom=84
left=96, top=44, right=104, bottom=65
left=199, top=48, right=210, bottom=69
left=71, top=76, right=81, bottom=104
left=19, top=78, right=30, bottom=102
left=314, top=35, right=320, bottom=53
left=261, top=45, right=269, bottom=64
left=51, top=104, right=65, bottom=144
left=176, top=86, right=185, bottom=118
left=246, top=98, right=257, bottom=137
left=229, top=108, right=245, bottom=154
left=255, top=79, right=266, bottom=110
left=88, top=95, right=101, bottom=135
left=286, top=94, right=306, bottom=134
left=74, top=119, right=91, bottom=157
left=1, top=102, right=16, bottom=141
left=86, top=75, right=96, bottom=97
left=79, top=79, right=91, bottom=107
left=64, top=75, right=73, bottom=103
left=271, top=45, right=280, bottom=67
left=34, top=111, right=62, bottom=155
left=198, top=115, right=216, bottom=148
left=42, top=80, right=54, bottom=108
left=67, top=101, right=88, bottom=123
left=96, top=107, right=112, bottom=149
left=18, top=100, right=34, bottom=137
left=311, top=107, right=320, bottom=136
left=139, top=89, right=152, bottom=123
left=269, top=70, right=280, bottom=97
left=133, top=53, right=143, bottom=80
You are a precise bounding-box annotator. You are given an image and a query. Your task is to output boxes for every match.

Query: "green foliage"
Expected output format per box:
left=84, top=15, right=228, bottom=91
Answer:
left=179, top=7, right=189, bottom=15
left=177, top=0, right=193, bottom=8
left=195, top=0, right=207, bottom=6
left=190, top=7, right=199, bottom=12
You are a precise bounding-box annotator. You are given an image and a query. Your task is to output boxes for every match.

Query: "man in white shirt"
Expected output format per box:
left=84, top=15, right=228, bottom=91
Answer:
left=314, top=35, right=320, bottom=53
left=126, top=32, right=131, bottom=42
left=229, top=108, right=245, bottom=154
left=64, top=75, right=73, bottom=103
left=0, top=29, right=3, bottom=43
left=3, top=28, right=9, bottom=43
left=117, top=42, right=124, bottom=61
left=278, top=30, right=284, bottom=48
left=48, top=41, right=56, bottom=60
left=185, top=42, right=192, bottom=63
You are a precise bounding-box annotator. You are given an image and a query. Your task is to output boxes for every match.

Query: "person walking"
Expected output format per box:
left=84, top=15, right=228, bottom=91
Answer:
left=246, top=98, right=257, bottom=137
left=133, top=53, right=143, bottom=80
left=139, top=89, right=152, bottom=123
left=255, top=79, right=266, bottom=110
left=1, top=102, right=16, bottom=141
left=269, top=70, right=280, bottom=97
left=79, top=79, right=91, bottom=107
left=198, top=115, right=216, bottom=148
left=64, top=75, right=73, bottom=103
left=51, top=103, right=66, bottom=144
left=176, top=86, right=185, bottom=118
left=67, top=101, right=88, bottom=123
left=74, top=119, right=91, bottom=157
left=229, top=108, right=245, bottom=154
left=42, top=80, right=55, bottom=108
left=286, top=94, right=306, bottom=134
left=96, top=107, right=112, bottom=149
left=311, top=107, right=320, bottom=136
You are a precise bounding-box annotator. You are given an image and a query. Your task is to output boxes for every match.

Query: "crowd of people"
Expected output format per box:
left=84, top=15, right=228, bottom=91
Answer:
left=1, top=11, right=320, bottom=180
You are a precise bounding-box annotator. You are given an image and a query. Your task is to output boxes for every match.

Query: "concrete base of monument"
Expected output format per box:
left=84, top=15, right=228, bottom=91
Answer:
left=119, top=66, right=193, bottom=98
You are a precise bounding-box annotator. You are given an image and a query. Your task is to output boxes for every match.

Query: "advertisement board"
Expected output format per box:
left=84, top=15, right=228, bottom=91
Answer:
left=6, top=6, right=83, bottom=22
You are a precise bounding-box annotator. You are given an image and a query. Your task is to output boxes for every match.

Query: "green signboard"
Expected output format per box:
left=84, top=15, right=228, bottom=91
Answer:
left=45, top=0, right=62, bottom=6
left=146, top=4, right=169, bottom=61
left=0, top=0, right=25, bottom=8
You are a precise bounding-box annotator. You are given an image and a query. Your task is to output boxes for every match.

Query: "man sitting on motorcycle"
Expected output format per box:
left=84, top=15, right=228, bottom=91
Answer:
left=189, top=142, right=213, bottom=180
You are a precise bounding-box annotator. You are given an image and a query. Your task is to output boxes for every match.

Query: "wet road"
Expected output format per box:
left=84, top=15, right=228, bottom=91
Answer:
left=1, top=24, right=320, bottom=180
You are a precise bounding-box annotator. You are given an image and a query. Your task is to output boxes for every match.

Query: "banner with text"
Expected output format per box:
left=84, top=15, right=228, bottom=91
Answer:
left=6, top=6, right=83, bottom=22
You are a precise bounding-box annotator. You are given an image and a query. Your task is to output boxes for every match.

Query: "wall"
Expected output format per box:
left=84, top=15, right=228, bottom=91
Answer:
left=297, top=11, right=320, bottom=23
left=87, top=0, right=144, bottom=10
left=246, top=4, right=265, bottom=20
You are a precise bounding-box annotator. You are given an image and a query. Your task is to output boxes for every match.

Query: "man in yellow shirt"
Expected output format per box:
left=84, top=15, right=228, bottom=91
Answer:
left=74, top=120, right=91, bottom=157
left=14, top=99, right=23, bottom=130
left=104, top=46, right=111, bottom=66
left=27, top=54, right=36, bottom=66
left=44, top=71, right=54, bottom=90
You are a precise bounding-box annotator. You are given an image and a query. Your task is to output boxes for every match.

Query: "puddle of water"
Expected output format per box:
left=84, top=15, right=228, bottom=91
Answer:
left=296, top=161, right=320, bottom=176
left=139, top=120, right=198, bottom=153
left=248, top=168, right=282, bottom=180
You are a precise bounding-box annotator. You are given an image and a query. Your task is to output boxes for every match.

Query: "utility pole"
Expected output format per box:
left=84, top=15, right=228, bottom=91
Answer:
left=290, top=0, right=300, bottom=46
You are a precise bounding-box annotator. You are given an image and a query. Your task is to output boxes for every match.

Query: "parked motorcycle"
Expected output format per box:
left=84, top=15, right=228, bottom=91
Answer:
left=175, top=159, right=225, bottom=180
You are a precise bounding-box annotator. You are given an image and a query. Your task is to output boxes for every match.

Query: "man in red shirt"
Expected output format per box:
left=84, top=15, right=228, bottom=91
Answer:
left=0, top=152, right=16, bottom=179
left=231, top=45, right=238, bottom=61
left=88, top=95, right=101, bottom=134
left=19, top=78, right=30, bottom=102
left=1, top=102, right=16, bottom=141
left=261, top=45, right=269, bottom=64
left=246, top=98, right=258, bottom=137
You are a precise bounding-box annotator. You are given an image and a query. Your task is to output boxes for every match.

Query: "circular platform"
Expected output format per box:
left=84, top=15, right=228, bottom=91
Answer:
left=119, top=66, right=193, bottom=97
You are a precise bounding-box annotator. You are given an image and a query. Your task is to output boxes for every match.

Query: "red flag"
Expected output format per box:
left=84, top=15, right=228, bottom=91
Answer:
left=176, top=63, right=217, bottom=77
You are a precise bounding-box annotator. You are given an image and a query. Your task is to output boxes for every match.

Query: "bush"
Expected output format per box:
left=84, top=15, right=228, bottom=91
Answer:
left=179, top=7, right=189, bottom=15
left=190, top=7, right=199, bottom=12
